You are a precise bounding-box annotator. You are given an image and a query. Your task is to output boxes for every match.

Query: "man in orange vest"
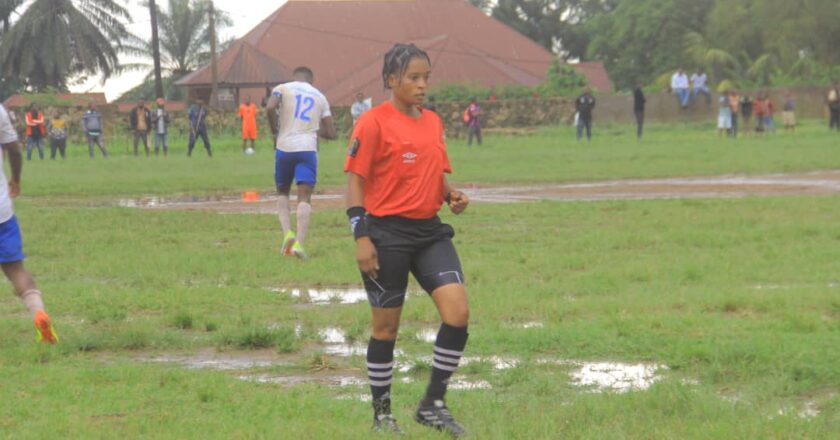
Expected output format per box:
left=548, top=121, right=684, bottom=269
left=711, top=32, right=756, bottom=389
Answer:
left=239, top=96, right=258, bottom=153
left=24, top=104, right=46, bottom=161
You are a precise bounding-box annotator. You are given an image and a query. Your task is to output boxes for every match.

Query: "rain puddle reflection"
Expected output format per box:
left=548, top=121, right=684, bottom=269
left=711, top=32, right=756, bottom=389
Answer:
left=569, top=362, right=667, bottom=393
left=270, top=287, right=369, bottom=305
left=239, top=374, right=367, bottom=387
left=143, top=351, right=289, bottom=370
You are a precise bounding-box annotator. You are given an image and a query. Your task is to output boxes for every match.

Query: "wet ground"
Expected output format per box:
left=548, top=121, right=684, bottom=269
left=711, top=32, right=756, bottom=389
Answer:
left=113, top=171, right=840, bottom=214
left=134, top=328, right=826, bottom=417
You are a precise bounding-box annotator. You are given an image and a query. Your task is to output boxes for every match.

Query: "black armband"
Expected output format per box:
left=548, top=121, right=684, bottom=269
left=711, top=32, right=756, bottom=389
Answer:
left=346, top=207, right=370, bottom=240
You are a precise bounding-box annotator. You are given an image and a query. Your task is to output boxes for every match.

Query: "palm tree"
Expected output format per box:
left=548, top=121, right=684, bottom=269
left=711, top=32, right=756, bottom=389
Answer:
left=682, top=31, right=740, bottom=83
left=0, top=0, right=24, bottom=33
left=0, top=0, right=130, bottom=90
left=746, top=54, right=779, bottom=87
left=125, top=0, right=232, bottom=79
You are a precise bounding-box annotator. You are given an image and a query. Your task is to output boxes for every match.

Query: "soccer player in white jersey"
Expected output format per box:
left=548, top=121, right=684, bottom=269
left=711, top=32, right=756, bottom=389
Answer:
left=0, top=104, right=58, bottom=343
left=266, top=66, right=337, bottom=259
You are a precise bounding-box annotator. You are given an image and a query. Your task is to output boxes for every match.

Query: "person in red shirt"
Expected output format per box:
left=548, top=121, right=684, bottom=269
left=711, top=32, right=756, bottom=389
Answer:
left=345, top=43, right=470, bottom=437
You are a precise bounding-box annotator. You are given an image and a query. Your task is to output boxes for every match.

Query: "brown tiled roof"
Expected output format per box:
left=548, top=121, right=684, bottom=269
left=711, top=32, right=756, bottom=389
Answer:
left=3, top=92, right=107, bottom=109
left=178, top=0, right=563, bottom=105
left=176, top=40, right=291, bottom=87
left=572, top=61, right=614, bottom=93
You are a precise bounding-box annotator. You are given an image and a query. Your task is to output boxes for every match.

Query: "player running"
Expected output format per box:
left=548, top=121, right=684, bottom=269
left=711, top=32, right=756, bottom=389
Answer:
left=0, top=104, right=58, bottom=344
left=345, top=43, right=471, bottom=437
left=266, top=67, right=337, bottom=259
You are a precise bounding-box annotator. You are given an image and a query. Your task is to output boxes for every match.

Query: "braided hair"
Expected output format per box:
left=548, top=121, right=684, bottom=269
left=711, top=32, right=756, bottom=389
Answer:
left=382, top=43, right=431, bottom=90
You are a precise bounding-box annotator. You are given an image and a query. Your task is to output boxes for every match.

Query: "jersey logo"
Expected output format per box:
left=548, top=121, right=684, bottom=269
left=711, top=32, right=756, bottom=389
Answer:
left=347, top=138, right=360, bottom=157
left=402, top=152, right=417, bottom=163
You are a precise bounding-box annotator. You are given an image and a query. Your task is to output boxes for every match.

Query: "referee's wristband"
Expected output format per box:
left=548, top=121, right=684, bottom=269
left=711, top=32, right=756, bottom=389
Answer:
left=346, top=207, right=370, bottom=240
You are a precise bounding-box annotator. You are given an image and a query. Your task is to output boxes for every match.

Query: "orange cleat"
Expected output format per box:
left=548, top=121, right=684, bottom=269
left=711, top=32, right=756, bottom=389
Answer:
left=34, top=310, right=58, bottom=344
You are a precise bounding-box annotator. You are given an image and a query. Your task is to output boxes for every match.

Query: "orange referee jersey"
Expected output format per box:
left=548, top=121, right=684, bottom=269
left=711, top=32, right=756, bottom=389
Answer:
left=344, top=102, right=451, bottom=219
left=239, top=103, right=258, bottom=139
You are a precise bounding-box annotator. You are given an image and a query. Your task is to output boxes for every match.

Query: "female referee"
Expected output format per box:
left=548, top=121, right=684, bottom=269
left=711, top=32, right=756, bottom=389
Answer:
left=345, top=43, right=470, bottom=437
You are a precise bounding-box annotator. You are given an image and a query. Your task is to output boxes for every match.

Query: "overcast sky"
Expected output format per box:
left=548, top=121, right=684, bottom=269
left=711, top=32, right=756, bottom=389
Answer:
left=69, top=0, right=287, bottom=101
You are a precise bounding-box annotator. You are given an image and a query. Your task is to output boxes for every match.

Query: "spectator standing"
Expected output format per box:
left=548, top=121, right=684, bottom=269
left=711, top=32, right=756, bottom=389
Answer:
left=187, top=100, right=212, bottom=157
left=152, top=98, right=170, bottom=156
left=740, top=95, right=753, bottom=136
left=827, top=82, right=840, bottom=131
left=764, top=93, right=776, bottom=134
left=753, top=94, right=767, bottom=133
left=633, top=82, right=646, bottom=139
left=129, top=99, right=152, bottom=156
left=671, top=68, right=690, bottom=109
left=47, top=111, right=68, bottom=160
left=728, top=90, right=740, bottom=138
left=82, top=104, right=108, bottom=158
left=717, top=91, right=732, bottom=137
left=350, top=92, right=372, bottom=126
left=466, top=97, right=482, bottom=147
left=782, top=93, right=796, bottom=132
left=575, top=88, right=596, bottom=142
left=24, top=104, right=46, bottom=160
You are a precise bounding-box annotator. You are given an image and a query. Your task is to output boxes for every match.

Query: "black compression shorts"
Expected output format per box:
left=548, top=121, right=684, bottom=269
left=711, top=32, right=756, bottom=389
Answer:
left=361, top=215, right=465, bottom=308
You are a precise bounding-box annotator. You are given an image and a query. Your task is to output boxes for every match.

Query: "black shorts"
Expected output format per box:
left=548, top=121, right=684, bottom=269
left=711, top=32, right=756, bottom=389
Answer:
left=362, top=215, right=465, bottom=308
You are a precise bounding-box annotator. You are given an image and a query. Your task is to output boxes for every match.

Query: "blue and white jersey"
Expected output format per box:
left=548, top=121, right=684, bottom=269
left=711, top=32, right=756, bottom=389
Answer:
left=0, top=105, right=18, bottom=223
left=272, top=81, right=331, bottom=153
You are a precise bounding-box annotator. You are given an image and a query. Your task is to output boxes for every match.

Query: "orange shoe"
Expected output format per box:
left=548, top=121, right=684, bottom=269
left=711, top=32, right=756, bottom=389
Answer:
left=34, top=310, right=58, bottom=344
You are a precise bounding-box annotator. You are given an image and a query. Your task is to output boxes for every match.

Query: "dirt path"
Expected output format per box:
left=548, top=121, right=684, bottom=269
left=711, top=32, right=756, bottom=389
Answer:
left=115, top=170, right=840, bottom=214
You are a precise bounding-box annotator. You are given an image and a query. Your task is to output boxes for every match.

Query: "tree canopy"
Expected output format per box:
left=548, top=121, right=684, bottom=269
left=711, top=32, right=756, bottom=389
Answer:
left=0, top=0, right=131, bottom=91
left=482, top=0, right=840, bottom=90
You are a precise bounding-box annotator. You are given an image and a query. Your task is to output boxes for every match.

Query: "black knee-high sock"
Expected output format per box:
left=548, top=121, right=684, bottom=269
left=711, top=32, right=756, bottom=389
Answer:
left=424, top=323, right=469, bottom=405
left=367, top=337, right=396, bottom=402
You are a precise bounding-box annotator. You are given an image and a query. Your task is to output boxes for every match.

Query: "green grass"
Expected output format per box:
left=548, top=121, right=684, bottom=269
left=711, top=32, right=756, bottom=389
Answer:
left=0, top=122, right=837, bottom=438
left=19, top=119, right=840, bottom=198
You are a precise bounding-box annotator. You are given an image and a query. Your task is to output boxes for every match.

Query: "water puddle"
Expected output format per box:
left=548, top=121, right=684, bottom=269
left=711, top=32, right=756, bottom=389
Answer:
left=752, top=282, right=838, bottom=291
left=116, top=193, right=344, bottom=214
left=395, top=355, right=519, bottom=372
left=239, top=373, right=367, bottom=388
left=319, top=327, right=403, bottom=358
left=336, top=393, right=373, bottom=402
left=569, top=362, right=667, bottom=393
left=449, top=379, right=492, bottom=390
left=463, top=171, right=840, bottom=203
left=270, top=287, right=369, bottom=305
left=143, top=350, right=289, bottom=371
left=416, top=328, right=438, bottom=343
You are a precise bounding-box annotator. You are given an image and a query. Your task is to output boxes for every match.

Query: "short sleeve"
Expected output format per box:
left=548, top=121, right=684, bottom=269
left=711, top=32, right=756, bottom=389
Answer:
left=343, top=113, right=380, bottom=179
left=320, top=96, right=332, bottom=119
left=271, top=85, right=285, bottom=98
left=0, top=106, right=18, bottom=145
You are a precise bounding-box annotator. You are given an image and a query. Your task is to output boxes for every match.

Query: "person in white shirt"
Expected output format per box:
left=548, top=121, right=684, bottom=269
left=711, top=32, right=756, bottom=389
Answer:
left=152, top=98, right=170, bottom=156
left=690, top=69, right=711, bottom=105
left=671, top=68, right=690, bottom=109
left=0, top=104, right=58, bottom=343
left=351, top=92, right=371, bottom=126
left=265, top=66, right=337, bottom=259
